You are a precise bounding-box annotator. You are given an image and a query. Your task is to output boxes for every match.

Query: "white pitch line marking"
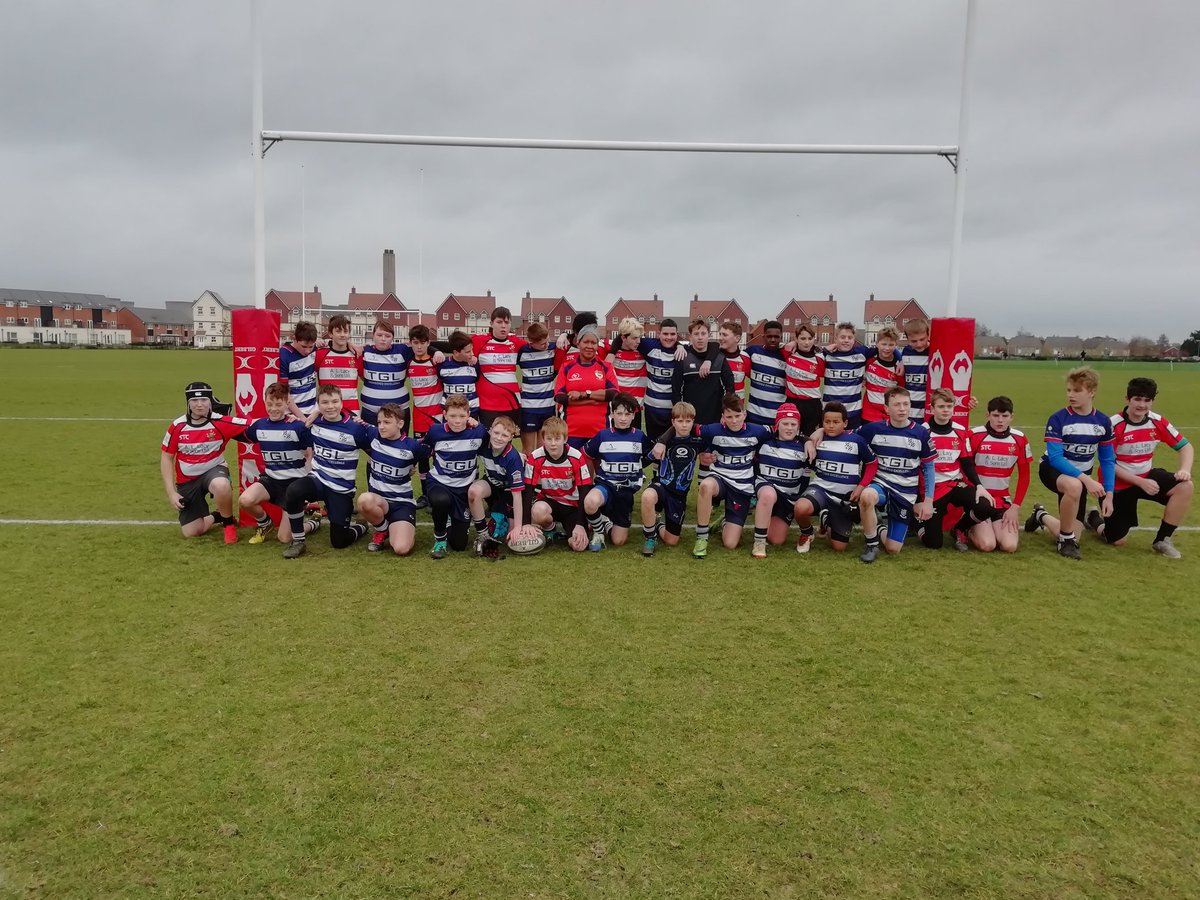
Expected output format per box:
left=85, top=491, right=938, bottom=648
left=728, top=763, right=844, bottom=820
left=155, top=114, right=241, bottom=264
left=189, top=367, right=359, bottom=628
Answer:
left=0, top=416, right=161, bottom=422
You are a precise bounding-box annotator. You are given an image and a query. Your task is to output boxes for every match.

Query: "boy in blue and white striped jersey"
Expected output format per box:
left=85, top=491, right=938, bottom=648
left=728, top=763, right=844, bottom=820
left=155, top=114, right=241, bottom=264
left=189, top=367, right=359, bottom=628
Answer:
left=281, top=384, right=373, bottom=558
left=468, top=415, right=527, bottom=554
left=356, top=403, right=431, bottom=556
left=517, top=322, right=561, bottom=452
left=643, top=318, right=685, bottom=440
left=437, top=330, right=480, bottom=418
left=694, top=394, right=772, bottom=558
left=750, top=402, right=809, bottom=558
left=822, top=321, right=873, bottom=429
left=795, top=403, right=878, bottom=555
left=422, top=394, right=489, bottom=559
left=582, top=393, right=656, bottom=550
left=236, top=381, right=320, bottom=546
left=744, top=321, right=789, bottom=428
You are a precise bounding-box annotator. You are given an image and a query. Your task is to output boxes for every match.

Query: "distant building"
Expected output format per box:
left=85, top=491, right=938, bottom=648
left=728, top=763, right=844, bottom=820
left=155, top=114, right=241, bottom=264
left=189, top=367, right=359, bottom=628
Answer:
left=605, top=295, right=665, bottom=340
left=1006, top=334, right=1044, bottom=358
left=520, top=292, right=576, bottom=341
left=0, top=288, right=131, bottom=346
left=120, top=301, right=195, bottom=345
left=434, top=291, right=496, bottom=340
left=688, top=295, right=750, bottom=333
left=975, top=335, right=1008, bottom=358
left=1082, top=336, right=1130, bottom=359
left=193, top=290, right=251, bottom=348
left=775, top=295, right=839, bottom=344
left=862, top=295, right=929, bottom=345
left=1042, top=335, right=1084, bottom=359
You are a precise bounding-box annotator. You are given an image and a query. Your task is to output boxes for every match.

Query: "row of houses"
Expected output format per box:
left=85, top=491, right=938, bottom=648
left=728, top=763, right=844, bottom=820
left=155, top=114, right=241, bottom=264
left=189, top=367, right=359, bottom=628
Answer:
left=978, top=334, right=1184, bottom=359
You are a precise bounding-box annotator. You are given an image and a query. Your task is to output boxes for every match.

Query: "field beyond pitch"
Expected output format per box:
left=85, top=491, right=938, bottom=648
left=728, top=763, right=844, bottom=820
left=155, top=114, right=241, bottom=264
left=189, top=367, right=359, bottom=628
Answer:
left=1, top=350, right=1199, bottom=897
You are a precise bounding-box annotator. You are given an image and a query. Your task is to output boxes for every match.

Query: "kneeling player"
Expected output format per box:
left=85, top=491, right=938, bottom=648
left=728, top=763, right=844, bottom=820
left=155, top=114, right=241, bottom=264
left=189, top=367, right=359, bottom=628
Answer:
left=694, top=394, right=771, bottom=557
left=515, top=416, right=592, bottom=552
left=794, top=403, right=877, bottom=554
left=356, top=403, right=430, bottom=556
left=968, top=395, right=1033, bottom=553
left=160, top=381, right=249, bottom=542
left=1085, top=377, right=1193, bottom=558
left=583, top=392, right=655, bottom=550
left=750, top=403, right=808, bottom=558
left=642, top=402, right=702, bottom=556
left=281, top=384, right=372, bottom=558
left=423, top=394, right=488, bottom=558
left=919, top=388, right=995, bottom=551
left=469, top=415, right=527, bottom=554
left=856, top=388, right=936, bottom=562
left=236, top=382, right=321, bottom=545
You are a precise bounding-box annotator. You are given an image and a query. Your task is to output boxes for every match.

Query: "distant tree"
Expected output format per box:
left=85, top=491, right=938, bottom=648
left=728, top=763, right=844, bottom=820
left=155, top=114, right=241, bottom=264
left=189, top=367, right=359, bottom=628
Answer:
left=975, top=321, right=993, bottom=336
left=1129, top=335, right=1158, bottom=358
left=1016, top=325, right=1033, bottom=337
left=1182, top=329, right=1200, bottom=356
left=1156, top=333, right=1171, bottom=351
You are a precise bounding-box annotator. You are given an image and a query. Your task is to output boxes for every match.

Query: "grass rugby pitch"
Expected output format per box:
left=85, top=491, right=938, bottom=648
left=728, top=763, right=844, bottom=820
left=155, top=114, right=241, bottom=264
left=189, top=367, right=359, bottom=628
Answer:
left=1, top=350, right=1198, bottom=897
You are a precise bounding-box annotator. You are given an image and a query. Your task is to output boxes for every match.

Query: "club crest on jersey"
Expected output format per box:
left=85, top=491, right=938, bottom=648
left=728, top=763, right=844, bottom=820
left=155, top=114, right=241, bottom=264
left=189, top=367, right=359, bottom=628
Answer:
left=594, top=370, right=604, bottom=381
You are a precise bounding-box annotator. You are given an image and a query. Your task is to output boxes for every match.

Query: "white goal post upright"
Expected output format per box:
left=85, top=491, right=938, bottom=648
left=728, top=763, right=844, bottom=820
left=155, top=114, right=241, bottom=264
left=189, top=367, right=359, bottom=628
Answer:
left=250, top=0, right=977, bottom=315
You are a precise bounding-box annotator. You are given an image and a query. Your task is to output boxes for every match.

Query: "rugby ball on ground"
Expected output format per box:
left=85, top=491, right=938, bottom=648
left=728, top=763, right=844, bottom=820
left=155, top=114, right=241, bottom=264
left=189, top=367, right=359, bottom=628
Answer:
left=508, top=531, right=547, bottom=556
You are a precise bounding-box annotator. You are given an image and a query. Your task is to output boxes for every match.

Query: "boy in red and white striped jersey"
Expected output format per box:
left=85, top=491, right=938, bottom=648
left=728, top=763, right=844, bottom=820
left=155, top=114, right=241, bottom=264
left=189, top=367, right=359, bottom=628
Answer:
left=407, top=323, right=444, bottom=508
left=1085, top=377, right=1193, bottom=557
left=314, top=315, right=362, bottom=416
left=968, top=395, right=1033, bottom=554
left=471, top=306, right=526, bottom=429
left=861, top=327, right=905, bottom=424
left=606, top=317, right=649, bottom=429
left=514, top=416, right=593, bottom=552
left=717, top=321, right=751, bottom=398
left=918, top=388, right=994, bottom=551
left=784, top=323, right=825, bottom=437
left=160, top=382, right=250, bottom=542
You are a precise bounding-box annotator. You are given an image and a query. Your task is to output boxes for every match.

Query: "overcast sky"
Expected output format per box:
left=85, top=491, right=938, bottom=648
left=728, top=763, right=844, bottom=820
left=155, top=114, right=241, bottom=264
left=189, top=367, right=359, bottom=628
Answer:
left=3, top=1, right=1197, bottom=339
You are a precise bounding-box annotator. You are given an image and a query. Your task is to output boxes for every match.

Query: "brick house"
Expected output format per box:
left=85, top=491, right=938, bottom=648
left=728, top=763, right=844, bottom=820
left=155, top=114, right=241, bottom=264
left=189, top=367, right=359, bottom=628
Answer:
left=520, top=292, right=576, bottom=340
left=604, top=294, right=665, bottom=340
left=344, top=288, right=419, bottom=341
left=265, top=287, right=325, bottom=332
left=775, top=296, right=840, bottom=344
left=120, top=301, right=195, bottom=345
left=1006, top=334, right=1044, bottom=358
left=862, top=295, right=929, bottom=345
left=193, top=290, right=252, bottom=348
left=688, top=295, right=751, bottom=333
left=435, top=291, right=497, bottom=339
left=0, top=288, right=131, bottom=345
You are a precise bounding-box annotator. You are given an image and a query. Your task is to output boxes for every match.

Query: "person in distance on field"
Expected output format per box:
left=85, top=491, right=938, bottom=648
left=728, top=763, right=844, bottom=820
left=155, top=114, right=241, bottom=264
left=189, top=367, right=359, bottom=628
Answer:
left=643, top=402, right=704, bottom=557
left=794, top=402, right=878, bottom=555
left=235, top=381, right=322, bottom=546
left=1083, top=376, right=1193, bottom=558
left=917, top=388, right=995, bottom=552
left=749, top=402, right=809, bottom=559
left=967, top=395, right=1033, bottom=554
left=1024, top=367, right=1115, bottom=560
left=421, top=393, right=488, bottom=559
left=160, top=382, right=250, bottom=543
left=582, top=392, right=656, bottom=551
left=356, top=402, right=431, bottom=556
left=854, top=387, right=937, bottom=562
left=515, top=415, right=591, bottom=552
left=468, top=414, right=527, bottom=556
left=280, top=384, right=373, bottom=558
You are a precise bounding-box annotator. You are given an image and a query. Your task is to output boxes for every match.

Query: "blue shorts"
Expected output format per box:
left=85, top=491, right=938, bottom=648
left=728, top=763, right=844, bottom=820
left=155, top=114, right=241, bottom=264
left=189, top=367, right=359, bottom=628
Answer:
left=706, top=476, right=751, bottom=528
left=650, top=483, right=689, bottom=536
left=593, top=481, right=636, bottom=529
left=866, top=481, right=914, bottom=543
left=520, top=407, right=557, bottom=433
left=799, top=485, right=855, bottom=544
left=385, top=499, right=417, bottom=527
left=756, top=483, right=802, bottom=526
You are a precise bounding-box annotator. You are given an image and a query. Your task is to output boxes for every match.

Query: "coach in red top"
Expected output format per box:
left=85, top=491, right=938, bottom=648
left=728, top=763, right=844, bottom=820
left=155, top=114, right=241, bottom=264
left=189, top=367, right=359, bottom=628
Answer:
left=471, top=307, right=525, bottom=429
left=554, top=323, right=618, bottom=450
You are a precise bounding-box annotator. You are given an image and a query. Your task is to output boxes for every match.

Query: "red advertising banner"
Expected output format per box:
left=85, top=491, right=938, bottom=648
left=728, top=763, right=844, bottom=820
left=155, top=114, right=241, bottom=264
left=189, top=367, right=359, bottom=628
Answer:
left=928, top=317, right=975, bottom=428
left=232, top=309, right=282, bottom=525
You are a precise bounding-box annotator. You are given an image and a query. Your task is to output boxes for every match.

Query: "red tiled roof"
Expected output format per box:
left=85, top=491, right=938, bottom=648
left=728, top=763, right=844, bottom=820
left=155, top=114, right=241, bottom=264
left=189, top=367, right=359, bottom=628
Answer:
left=607, top=297, right=664, bottom=321
left=521, top=295, right=573, bottom=318
left=266, top=289, right=323, bottom=312
left=346, top=292, right=408, bottom=312
left=863, top=298, right=928, bottom=324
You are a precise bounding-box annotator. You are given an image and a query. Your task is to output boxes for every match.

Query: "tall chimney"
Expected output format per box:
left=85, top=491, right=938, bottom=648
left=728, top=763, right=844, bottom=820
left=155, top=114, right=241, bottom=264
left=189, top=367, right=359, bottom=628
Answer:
left=383, top=249, right=396, bottom=296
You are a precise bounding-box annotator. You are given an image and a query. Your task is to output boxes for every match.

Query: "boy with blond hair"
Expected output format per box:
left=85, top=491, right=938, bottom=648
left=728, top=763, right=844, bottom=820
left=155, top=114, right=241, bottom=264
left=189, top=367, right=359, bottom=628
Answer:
left=861, top=325, right=904, bottom=424
left=900, top=318, right=932, bottom=422
left=693, top=393, right=772, bottom=557
left=422, top=393, right=489, bottom=558
left=468, top=414, right=527, bottom=555
left=642, top=401, right=703, bottom=556
left=514, top=416, right=592, bottom=552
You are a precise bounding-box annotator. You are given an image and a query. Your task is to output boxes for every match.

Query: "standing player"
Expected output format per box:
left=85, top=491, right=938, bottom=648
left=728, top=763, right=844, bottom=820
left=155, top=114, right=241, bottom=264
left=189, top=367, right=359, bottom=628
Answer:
left=673, top=319, right=735, bottom=428
left=822, top=322, right=872, bottom=429
left=160, top=382, right=250, bottom=542
left=861, top=326, right=904, bottom=424
left=516, top=416, right=593, bottom=552
left=357, top=403, right=430, bottom=556
left=918, top=388, right=994, bottom=551
left=437, top=330, right=480, bottom=418
left=693, top=394, right=772, bottom=557
left=583, top=393, right=655, bottom=550
left=784, top=323, right=825, bottom=437
left=360, top=320, right=443, bottom=428
left=468, top=415, right=527, bottom=554
left=855, top=387, right=937, bottom=562
left=969, top=395, right=1033, bottom=553
left=554, top=325, right=618, bottom=450
left=314, top=315, right=362, bottom=417
left=606, top=318, right=650, bottom=429
left=643, top=318, right=684, bottom=440
left=794, top=402, right=878, bottom=554
left=422, top=394, right=488, bottom=558
left=279, top=321, right=320, bottom=419
left=900, top=318, right=932, bottom=422
left=516, top=322, right=562, bottom=452
left=642, top=401, right=703, bottom=556
left=280, top=384, right=372, bottom=558
left=1085, top=377, right=1193, bottom=558
left=1024, top=367, right=1115, bottom=560
left=235, top=381, right=321, bottom=546
left=744, top=321, right=789, bottom=429
left=472, top=306, right=525, bottom=430
left=750, top=403, right=809, bottom=558
left=407, top=323, right=444, bottom=508
left=717, top=321, right=751, bottom=399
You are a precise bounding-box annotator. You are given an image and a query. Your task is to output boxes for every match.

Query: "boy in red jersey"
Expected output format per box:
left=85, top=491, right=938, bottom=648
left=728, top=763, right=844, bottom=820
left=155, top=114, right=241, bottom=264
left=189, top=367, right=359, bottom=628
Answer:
left=514, top=416, right=592, bottom=551
left=554, top=324, right=618, bottom=450
left=606, top=317, right=650, bottom=429
left=784, top=323, right=825, bottom=437
left=407, top=323, right=444, bottom=508
left=160, top=382, right=250, bottom=542
left=860, top=326, right=904, bottom=424
left=968, top=395, right=1032, bottom=553
left=717, top=320, right=751, bottom=398
left=471, top=306, right=526, bottom=429
left=1085, top=377, right=1193, bottom=558
left=314, top=315, right=362, bottom=417
left=918, top=388, right=994, bottom=551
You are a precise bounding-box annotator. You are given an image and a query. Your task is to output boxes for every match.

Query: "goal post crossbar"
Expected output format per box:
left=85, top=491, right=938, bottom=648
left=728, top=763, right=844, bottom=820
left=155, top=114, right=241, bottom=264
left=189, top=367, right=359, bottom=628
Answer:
left=260, top=130, right=958, bottom=158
